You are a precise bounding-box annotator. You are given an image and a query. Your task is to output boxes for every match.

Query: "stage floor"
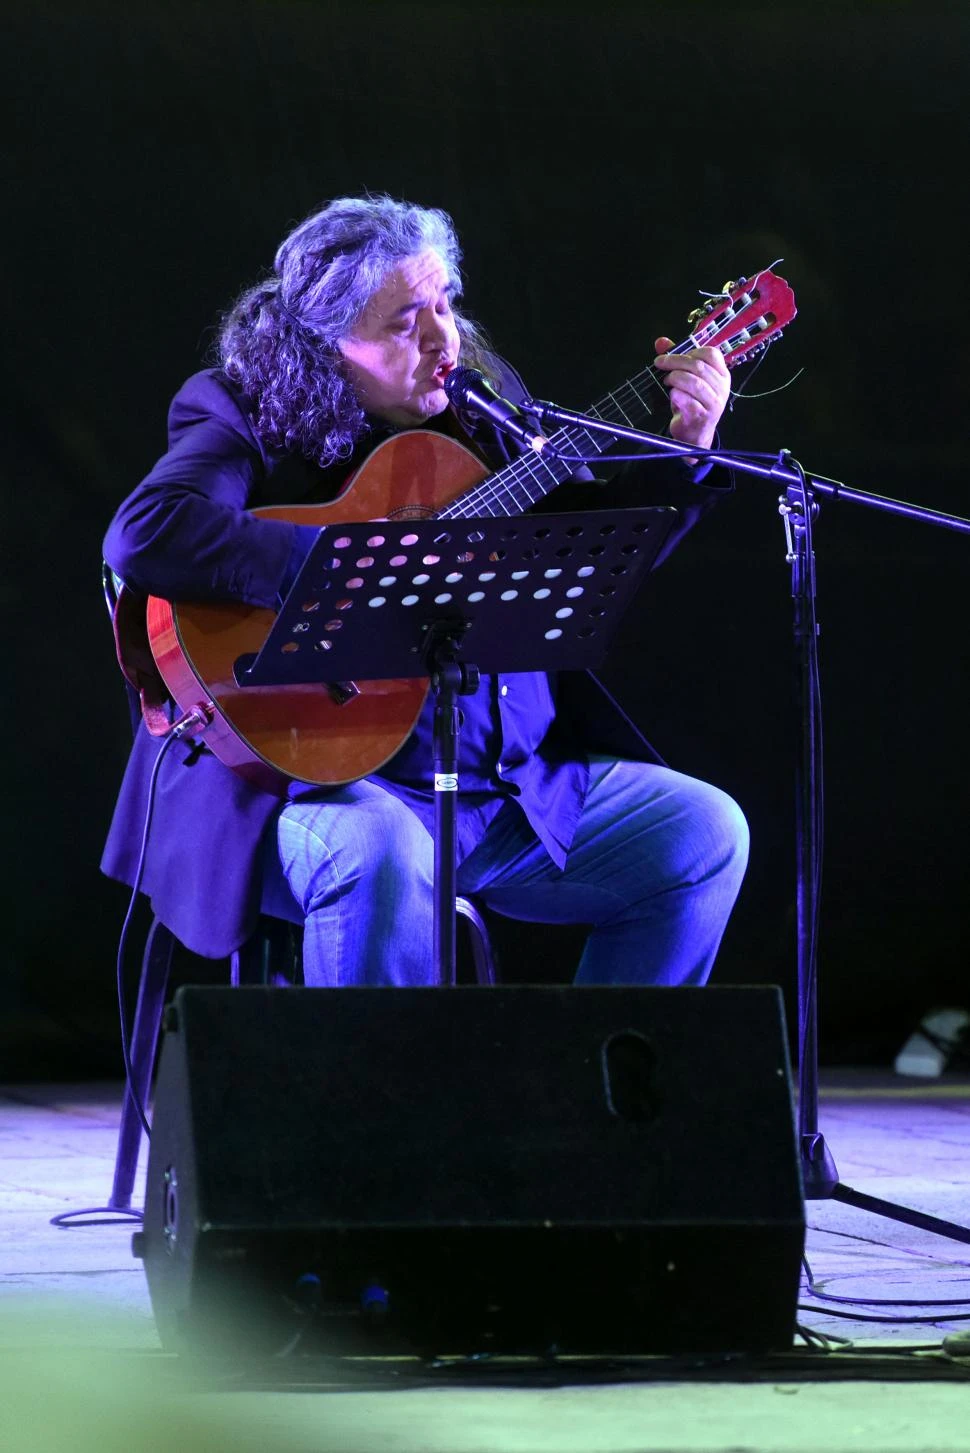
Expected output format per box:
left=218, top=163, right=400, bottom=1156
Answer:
left=2, top=1069, right=969, bottom=1451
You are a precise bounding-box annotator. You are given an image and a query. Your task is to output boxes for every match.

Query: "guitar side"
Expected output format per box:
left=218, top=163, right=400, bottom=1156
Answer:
left=146, top=430, right=492, bottom=792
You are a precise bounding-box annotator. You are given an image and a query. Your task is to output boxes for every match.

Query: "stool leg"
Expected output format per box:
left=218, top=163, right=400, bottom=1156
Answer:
left=456, top=896, right=498, bottom=986
left=109, top=918, right=174, bottom=1210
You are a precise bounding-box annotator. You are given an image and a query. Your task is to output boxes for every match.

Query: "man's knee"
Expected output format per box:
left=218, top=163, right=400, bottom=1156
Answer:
left=706, top=785, right=750, bottom=873
left=662, top=776, right=750, bottom=888
left=278, top=792, right=432, bottom=908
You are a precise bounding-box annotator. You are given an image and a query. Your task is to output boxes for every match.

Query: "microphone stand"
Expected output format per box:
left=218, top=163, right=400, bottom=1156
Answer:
left=526, top=397, right=970, bottom=1246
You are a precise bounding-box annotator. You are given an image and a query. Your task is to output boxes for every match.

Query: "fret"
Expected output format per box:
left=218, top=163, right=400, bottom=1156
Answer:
left=625, top=376, right=653, bottom=417
left=604, top=389, right=635, bottom=427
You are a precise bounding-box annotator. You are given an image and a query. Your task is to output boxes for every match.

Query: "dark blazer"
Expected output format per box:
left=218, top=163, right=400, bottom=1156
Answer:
left=101, top=356, right=731, bottom=957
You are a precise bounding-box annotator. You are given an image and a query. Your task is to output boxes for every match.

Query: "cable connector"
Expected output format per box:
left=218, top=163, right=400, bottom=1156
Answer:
left=170, top=703, right=214, bottom=739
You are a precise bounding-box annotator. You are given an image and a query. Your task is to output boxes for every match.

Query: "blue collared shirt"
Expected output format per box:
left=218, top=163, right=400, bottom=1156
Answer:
left=373, top=669, right=587, bottom=868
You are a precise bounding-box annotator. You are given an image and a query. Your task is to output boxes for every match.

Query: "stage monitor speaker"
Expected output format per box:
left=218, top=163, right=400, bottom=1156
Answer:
left=135, top=985, right=805, bottom=1359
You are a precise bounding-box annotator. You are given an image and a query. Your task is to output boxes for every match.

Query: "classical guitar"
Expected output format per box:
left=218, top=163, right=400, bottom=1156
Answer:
left=144, top=269, right=797, bottom=793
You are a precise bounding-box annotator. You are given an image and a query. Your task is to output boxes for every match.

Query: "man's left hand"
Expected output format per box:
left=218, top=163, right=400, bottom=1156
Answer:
left=653, top=335, right=731, bottom=454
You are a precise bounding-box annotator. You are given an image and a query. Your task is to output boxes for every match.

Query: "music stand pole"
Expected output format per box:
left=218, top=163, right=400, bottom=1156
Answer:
left=427, top=626, right=480, bottom=986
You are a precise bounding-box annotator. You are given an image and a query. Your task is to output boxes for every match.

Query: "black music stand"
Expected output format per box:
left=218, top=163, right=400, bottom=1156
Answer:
left=238, top=507, right=677, bottom=985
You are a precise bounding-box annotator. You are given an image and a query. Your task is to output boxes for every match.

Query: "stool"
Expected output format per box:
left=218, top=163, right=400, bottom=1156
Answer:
left=52, top=898, right=496, bottom=1225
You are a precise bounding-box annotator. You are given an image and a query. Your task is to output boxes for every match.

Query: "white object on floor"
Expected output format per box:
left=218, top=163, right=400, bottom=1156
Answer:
left=894, top=1006, right=970, bottom=1076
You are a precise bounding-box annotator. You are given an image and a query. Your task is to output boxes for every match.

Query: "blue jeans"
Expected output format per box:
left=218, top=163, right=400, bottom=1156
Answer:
left=269, top=756, right=749, bottom=988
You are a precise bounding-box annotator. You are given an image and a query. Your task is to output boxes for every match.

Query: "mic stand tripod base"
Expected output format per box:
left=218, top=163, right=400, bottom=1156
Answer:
left=801, top=1131, right=839, bottom=1199
left=827, top=1183, right=970, bottom=1244
left=801, top=1121, right=970, bottom=1242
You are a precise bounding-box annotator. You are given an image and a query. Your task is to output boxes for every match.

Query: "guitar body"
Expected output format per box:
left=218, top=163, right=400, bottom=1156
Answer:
left=147, top=430, right=492, bottom=794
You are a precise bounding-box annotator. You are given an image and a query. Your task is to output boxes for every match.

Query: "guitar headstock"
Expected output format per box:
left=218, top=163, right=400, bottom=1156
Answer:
left=685, top=268, right=797, bottom=367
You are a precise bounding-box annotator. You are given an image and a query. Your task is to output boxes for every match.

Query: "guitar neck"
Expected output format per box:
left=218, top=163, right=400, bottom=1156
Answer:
left=437, top=265, right=799, bottom=522
left=439, top=362, right=667, bottom=522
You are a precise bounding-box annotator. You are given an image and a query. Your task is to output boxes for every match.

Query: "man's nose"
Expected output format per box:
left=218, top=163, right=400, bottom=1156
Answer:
left=422, top=313, right=453, bottom=348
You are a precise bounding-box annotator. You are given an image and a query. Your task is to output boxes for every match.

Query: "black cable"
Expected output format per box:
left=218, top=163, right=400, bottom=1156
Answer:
left=803, top=1254, right=970, bottom=1306
left=51, top=718, right=197, bottom=1228
left=771, top=447, right=826, bottom=1148
left=186, top=1341, right=970, bottom=1391
left=114, top=731, right=182, bottom=1141
left=514, top=445, right=799, bottom=467
left=801, top=1253, right=970, bottom=1314
left=790, top=452, right=823, bottom=959
left=795, top=1323, right=852, bottom=1352
left=798, top=1303, right=970, bottom=1324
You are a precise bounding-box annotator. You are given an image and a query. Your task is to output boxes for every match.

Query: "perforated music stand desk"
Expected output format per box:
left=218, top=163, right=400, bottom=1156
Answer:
left=241, top=506, right=677, bottom=984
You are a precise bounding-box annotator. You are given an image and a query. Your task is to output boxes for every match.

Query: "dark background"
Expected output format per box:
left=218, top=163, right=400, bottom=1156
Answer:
left=3, top=0, right=968, bottom=1078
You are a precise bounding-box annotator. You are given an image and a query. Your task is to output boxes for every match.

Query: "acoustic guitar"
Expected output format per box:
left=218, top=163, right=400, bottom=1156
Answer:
left=145, top=269, right=797, bottom=793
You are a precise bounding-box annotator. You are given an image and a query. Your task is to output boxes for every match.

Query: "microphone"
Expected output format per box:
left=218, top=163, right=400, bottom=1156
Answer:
left=444, top=367, right=549, bottom=452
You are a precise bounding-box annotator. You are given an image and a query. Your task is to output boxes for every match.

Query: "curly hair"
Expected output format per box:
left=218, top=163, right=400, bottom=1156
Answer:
left=218, top=194, right=493, bottom=468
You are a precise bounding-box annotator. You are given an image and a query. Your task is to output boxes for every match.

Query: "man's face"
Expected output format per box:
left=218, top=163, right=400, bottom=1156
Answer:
left=338, top=248, right=461, bottom=427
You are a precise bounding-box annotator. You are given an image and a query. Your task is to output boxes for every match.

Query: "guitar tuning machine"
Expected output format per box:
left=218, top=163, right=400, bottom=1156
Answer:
left=689, top=278, right=747, bottom=327
left=731, top=337, right=774, bottom=366
left=688, top=293, right=731, bottom=326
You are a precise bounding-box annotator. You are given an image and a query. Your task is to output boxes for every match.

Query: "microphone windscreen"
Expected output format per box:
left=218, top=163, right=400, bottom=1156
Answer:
left=443, top=366, right=483, bottom=405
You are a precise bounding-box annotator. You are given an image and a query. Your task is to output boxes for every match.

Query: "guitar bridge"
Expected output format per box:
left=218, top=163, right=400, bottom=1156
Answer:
left=326, top=680, right=360, bottom=706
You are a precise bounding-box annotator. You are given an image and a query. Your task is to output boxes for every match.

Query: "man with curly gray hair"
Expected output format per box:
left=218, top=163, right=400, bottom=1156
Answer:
left=102, top=193, right=748, bottom=989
